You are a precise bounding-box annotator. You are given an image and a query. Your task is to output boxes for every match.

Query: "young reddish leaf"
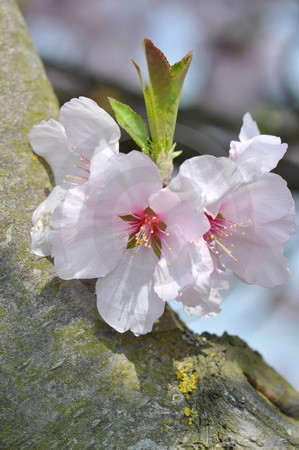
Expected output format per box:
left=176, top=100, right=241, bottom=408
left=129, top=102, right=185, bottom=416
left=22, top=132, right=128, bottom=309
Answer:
left=143, top=38, right=172, bottom=105
left=131, top=58, right=143, bottom=85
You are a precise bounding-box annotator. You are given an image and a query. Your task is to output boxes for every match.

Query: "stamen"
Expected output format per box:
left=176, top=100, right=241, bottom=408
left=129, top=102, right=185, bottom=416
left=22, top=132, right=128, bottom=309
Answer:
left=203, top=212, right=247, bottom=263
left=66, top=175, right=87, bottom=181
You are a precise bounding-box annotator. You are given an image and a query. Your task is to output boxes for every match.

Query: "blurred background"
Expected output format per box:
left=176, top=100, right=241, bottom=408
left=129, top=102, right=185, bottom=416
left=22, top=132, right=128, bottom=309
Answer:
left=18, top=0, right=299, bottom=389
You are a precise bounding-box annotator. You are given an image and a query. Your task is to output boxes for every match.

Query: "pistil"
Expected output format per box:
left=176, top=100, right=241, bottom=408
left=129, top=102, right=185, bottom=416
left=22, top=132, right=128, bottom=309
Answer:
left=119, top=207, right=169, bottom=259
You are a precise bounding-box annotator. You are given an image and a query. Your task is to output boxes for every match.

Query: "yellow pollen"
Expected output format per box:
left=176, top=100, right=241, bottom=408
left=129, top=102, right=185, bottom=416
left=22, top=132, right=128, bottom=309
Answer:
left=65, top=175, right=86, bottom=181
left=214, top=238, right=237, bottom=261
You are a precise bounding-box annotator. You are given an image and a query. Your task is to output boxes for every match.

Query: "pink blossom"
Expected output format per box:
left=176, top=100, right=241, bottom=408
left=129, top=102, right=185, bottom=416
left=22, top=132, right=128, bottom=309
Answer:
left=50, top=150, right=217, bottom=335
left=229, top=113, right=288, bottom=181
left=177, top=146, right=296, bottom=288
left=177, top=240, right=229, bottom=318
left=30, top=97, right=120, bottom=256
left=29, top=96, right=120, bottom=187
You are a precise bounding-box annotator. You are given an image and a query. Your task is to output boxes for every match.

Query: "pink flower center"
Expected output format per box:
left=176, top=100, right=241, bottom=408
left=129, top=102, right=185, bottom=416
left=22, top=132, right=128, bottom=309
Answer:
left=203, top=213, right=246, bottom=262
left=119, top=207, right=170, bottom=258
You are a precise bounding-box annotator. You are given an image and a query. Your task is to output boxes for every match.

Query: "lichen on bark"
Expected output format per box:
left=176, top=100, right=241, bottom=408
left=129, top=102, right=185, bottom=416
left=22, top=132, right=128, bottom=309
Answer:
left=1, top=1, right=299, bottom=448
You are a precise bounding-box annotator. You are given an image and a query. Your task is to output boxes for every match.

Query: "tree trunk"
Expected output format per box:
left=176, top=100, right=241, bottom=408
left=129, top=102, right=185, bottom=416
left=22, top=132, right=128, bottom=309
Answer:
left=1, top=1, right=299, bottom=448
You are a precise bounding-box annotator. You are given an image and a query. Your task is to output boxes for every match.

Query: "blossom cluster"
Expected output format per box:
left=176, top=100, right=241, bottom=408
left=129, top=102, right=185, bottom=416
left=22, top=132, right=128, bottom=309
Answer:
left=30, top=97, right=295, bottom=335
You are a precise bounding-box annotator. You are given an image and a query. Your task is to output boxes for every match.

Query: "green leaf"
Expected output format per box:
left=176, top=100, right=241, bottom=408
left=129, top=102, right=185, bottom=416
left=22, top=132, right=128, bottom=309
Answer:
left=172, top=150, right=182, bottom=159
left=171, top=50, right=193, bottom=77
left=109, top=98, right=150, bottom=153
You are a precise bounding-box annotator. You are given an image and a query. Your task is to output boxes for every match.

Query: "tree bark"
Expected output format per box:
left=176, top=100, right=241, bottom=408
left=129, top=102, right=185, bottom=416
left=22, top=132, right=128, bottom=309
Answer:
left=1, top=1, right=299, bottom=448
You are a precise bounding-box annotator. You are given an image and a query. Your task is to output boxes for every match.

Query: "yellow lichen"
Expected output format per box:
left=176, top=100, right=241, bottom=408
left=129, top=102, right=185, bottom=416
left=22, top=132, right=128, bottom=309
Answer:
left=175, top=362, right=198, bottom=395
left=161, top=419, right=173, bottom=432
left=183, top=407, right=199, bottom=425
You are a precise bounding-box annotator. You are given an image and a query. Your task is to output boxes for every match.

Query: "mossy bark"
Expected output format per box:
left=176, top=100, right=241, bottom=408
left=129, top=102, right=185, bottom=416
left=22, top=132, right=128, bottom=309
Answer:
left=0, top=1, right=299, bottom=448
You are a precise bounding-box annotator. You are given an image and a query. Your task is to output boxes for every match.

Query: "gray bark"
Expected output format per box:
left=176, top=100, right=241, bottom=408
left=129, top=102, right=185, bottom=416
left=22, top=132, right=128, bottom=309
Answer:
left=1, top=1, right=299, bottom=448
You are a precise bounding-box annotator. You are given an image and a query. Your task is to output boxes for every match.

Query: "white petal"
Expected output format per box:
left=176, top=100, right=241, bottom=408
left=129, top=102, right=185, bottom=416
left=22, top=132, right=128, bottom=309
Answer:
left=96, top=247, right=165, bottom=335
left=183, top=289, right=222, bottom=318
left=180, top=267, right=227, bottom=318
left=179, top=155, right=243, bottom=215
left=29, top=119, right=79, bottom=186
left=220, top=173, right=296, bottom=239
left=59, top=96, right=120, bottom=158
left=153, top=226, right=196, bottom=302
left=85, top=151, right=162, bottom=218
left=51, top=184, right=123, bottom=279
left=149, top=175, right=210, bottom=241
left=229, top=135, right=287, bottom=175
left=178, top=243, right=228, bottom=316
left=89, top=140, right=118, bottom=181
left=239, top=113, right=260, bottom=141
left=31, top=186, right=66, bottom=256
left=216, top=223, right=291, bottom=287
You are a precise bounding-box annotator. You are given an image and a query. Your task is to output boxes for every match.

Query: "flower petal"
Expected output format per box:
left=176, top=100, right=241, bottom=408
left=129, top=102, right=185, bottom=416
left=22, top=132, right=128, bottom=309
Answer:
left=239, top=112, right=260, bottom=141
left=220, top=173, right=296, bottom=241
left=96, top=247, right=165, bottom=335
left=59, top=96, right=120, bottom=158
left=153, top=225, right=196, bottom=302
left=183, top=287, right=223, bottom=318
left=31, top=186, right=66, bottom=256
left=216, top=223, right=291, bottom=287
left=86, top=151, right=163, bottom=218
left=29, top=119, right=78, bottom=186
left=50, top=184, right=123, bottom=279
left=149, top=175, right=210, bottom=241
left=179, top=155, right=243, bottom=215
left=177, top=241, right=228, bottom=316
left=230, top=135, right=287, bottom=175
left=88, top=140, right=119, bottom=181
